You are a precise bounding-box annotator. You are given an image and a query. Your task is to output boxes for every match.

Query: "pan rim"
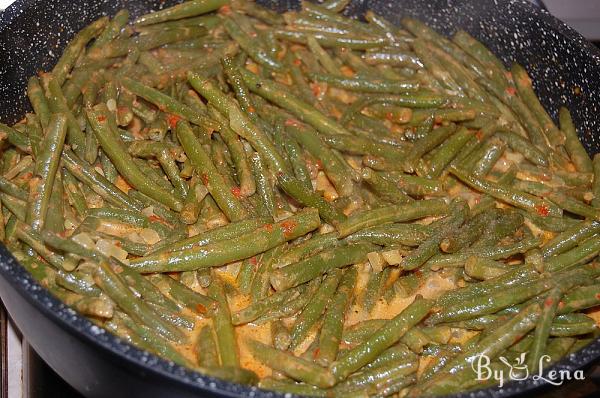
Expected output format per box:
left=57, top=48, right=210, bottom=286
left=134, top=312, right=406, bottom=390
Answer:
left=0, top=0, right=600, bottom=397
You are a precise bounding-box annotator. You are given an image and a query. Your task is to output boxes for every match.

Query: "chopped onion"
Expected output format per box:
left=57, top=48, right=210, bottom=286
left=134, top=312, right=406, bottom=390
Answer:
left=368, top=251, right=384, bottom=273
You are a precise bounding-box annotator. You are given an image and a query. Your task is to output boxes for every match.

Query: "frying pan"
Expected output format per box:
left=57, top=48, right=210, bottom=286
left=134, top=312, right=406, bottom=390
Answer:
left=1, top=0, right=600, bottom=397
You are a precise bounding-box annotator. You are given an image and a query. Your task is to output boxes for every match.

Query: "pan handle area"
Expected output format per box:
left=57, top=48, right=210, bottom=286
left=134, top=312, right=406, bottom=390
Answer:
left=529, top=0, right=548, bottom=10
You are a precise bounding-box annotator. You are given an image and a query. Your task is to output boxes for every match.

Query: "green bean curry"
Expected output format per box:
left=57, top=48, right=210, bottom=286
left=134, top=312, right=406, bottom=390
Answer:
left=2, top=0, right=600, bottom=396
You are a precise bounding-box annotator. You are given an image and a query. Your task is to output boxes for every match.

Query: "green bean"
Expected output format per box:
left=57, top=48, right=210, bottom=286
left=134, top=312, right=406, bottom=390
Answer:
left=248, top=153, right=276, bottom=220
left=271, top=319, right=292, bottom=351
left=148, top=274, right=215, bottom=316
left=557, top=284, right=600, bottom=314
left=188, top=75, right=287, bottom=173
left=361, top=168, right=413, bottom=204
left=346, top=223, right=430, bottom=247
left=94, top=261, right=186, bottom=344
left=545, top=235, right=600, bottom=273
left=275, top=28, right=389, bottom=49
left=450, top=29, right=510, bottom=90
left=130, top=208, right=320, bottom=272
left=280, top=130, right=313, bottom=192
left=180, top=177, right=208, bottom=225
left=333, top=358, right=417, bottom=395
left=25, top=114, right=67, bottom=232
left=495, top=129, right=548, bottom=167
left=286, top=123, right=354, bottom=197
left=43, top=74, right=87, bottom=158
left=383, top=173, right=444, bottom=198
left=337, top=199, right=448, bottom=238
left=122, top=78, right=217, bottom=131
left=450, top=166, right=561, bottom=217
left=210, top=113, right=256, bottom=198
left=560, top=107, right=593, bottom=173
left=0, top=175, right=28, bottom=201
left=411, top=39, right=462, bottom=93
left=89, top=9, right=130, bottom=51
left=239, top=68, right=357, bottom=139
left=512, top=63, right=565, bottom=146
left=277, top=173, right=346, bottom=225
left=404, top=124, right=457, bottom=172
left=196, top=324, right=219, bottom=367
left=330, top=136, right=404, bottom=163
left=232, top=283, right=303, bottom=325
left=27, top=77, right=50, bottom=129
left=208, top=272, right=239, bottom=367
left=177, top=120, right=247, bottom=221
left=87, top=104, right=182, bottom=211
left=309, top=73, right=419, bottom=94
left=425, top=126, right=473, bottom=178
left=89, top=26, right=208, bottom=60
left=314, top=267, right=357, bottom=366
left=463, top=256, right=510, bottom=280
left=222, top=18, right=282, bottom=71
left=306, top=35, right=339, bottom=74
left=247, top=339, right=335, bottom=388
left=290, top=269, right=343, bottom=349
left=592, top=154, right=600, bottom=208
left=402, top=200, right=468, bottom=271
left=544, top=191, right=600, bottom=220
left=440, top=209, right=499, bottom=253
left=52, top=17, right=108, bottom=86
left=527, top=288, right=561, bottom=372
left=430, top=263, right=597, bottom=324
left=250, top=244, right=285, bottom=302
left=270, top=242, right=372, bottom=291
left=416, top=302, right=541, bottom=396
left=331, top=296, right=433, bottom=382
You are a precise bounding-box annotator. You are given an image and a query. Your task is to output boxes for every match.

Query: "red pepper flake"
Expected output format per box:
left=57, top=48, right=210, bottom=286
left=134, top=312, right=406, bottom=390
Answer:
left=196, top=304, right=207, bottom=314
left=231, top=186, right=241, bottom=198
left=313, top=348, right=320, bottom=359
left=505, top=86, right=517, bottom=96
left=201, top=173, right=209, bottom=185
left=167, top=114, right=180, bottom=129
left=96, top=115, right=106, bottom=123
left=558, top=301, right=565, bottom=309
left=535, top=204, right=550, bottom=217
left=263, top=223, right=274, bottom=232
left=595, top=293, right=600, bottom=300
left=311, top=83, right=321, bottom=98
left=316, top=159, right=323, bottom=170
left=513, top=335, right=523, bottom=345
left=285, top=118, right=299, bottom=127
left=415, top=269, right=423, bottom=279
left=474, top=196, right=481, bottom=205
left=385, top=112, right=394, bottom=121
left=219, top=4, right=231, bottom=14
left=293, top=59, right=302, bottom=66
left=544, top=297, right=555, bottom=307
left=148, top=215, right=162, bottom=222
left=247, top=106, right=256, bottom=114
left=281, top=220, right=297, bottom=237
left=114, top=241, right=122, bottom=248
left=249, top=256, right=258, bottom=266
left=475, top=130, right=484, bottom=141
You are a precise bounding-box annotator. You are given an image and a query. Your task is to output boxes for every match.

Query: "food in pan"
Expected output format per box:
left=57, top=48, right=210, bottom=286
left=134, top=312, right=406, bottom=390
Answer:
left=1, top=0, right=599, bottom=396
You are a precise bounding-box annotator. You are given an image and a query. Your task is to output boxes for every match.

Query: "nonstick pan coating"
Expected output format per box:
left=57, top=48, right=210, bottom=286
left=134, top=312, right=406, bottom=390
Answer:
left=1, top=1, right=600, bottom=397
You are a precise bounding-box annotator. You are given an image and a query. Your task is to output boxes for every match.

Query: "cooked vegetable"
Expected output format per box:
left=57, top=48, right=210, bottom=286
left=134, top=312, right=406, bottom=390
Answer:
left=5, top=1, right=600, bottom=396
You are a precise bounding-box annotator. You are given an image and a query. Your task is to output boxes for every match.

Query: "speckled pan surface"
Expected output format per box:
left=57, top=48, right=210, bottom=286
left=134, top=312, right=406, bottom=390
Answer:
left=0, top=0, right=600, bottom=397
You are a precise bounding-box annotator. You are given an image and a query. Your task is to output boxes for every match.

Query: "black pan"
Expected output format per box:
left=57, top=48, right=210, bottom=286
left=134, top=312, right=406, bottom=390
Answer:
left=1, top=1, right=600, bottom=397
